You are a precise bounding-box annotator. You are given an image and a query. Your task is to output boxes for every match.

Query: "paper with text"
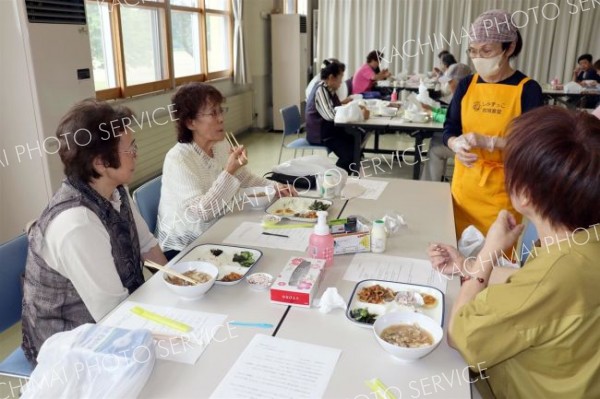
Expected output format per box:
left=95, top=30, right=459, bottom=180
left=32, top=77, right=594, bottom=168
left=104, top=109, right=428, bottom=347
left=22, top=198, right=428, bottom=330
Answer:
left=355, top=179, right=388, bottom=200
left=101, top=301, right=227, bottom=364
left=223, top=222, right=312, bottom=252
left=343, top=253, right=448, bottom=293
left=211, top=334, right=341, bottom=399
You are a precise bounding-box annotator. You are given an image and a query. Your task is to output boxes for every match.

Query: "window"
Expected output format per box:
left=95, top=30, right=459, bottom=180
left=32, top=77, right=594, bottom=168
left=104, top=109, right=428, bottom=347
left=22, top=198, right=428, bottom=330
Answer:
left=86, top=1, right=116, bottom=90
left=86, top=0, right=232, bottom=99
left=284, top=0, right=307, bottom=15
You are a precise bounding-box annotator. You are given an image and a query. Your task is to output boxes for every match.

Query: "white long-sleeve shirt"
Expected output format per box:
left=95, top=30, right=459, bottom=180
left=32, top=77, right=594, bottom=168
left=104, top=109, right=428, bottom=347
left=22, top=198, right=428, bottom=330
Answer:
left=156, top=140, right=274, bottom=251
left=41, top=189, right=157, bottom=321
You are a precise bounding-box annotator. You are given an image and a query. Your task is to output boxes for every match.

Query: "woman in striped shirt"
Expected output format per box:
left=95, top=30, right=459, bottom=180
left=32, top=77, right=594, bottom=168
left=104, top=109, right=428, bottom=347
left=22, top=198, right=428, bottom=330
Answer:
left=305, top=59, right=368, bottom=173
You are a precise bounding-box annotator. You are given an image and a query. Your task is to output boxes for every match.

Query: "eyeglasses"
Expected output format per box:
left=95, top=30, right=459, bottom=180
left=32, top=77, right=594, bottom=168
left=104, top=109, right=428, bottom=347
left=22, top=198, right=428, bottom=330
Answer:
left=120, top=142, right=138, bottom=157
left=466, top=46, right=502, bottom=59
left=197, top=106, right=228, bottom=119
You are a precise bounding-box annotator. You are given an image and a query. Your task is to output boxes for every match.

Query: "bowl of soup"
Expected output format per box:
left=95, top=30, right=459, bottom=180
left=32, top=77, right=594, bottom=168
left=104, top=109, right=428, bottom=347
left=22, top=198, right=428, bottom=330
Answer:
left=373, top=312, right=443, bottom=361
left=239, top=186, right=275, bottom=210
left=163, top=261, right=218, bottom=299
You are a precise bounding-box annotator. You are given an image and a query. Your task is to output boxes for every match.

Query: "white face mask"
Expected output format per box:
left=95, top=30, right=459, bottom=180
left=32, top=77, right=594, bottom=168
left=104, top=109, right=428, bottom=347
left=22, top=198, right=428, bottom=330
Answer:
left=472, top=51, right=505, bottom=79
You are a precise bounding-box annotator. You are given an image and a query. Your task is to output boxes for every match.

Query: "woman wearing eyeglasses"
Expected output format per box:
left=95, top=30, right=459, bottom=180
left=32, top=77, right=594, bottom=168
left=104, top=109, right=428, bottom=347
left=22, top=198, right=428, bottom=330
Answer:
left=443, top=9, right=543, bottom=241
left=156, top=83, right=293, bottom=257
left=21, top=99, right=167, bottom=365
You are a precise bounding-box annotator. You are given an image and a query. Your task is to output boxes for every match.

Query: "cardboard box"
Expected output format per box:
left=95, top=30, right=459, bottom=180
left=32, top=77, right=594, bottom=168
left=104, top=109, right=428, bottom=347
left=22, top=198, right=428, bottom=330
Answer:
left=270, top=257, right=326, bottom=308
left=332, top=230, right=371, bottom=255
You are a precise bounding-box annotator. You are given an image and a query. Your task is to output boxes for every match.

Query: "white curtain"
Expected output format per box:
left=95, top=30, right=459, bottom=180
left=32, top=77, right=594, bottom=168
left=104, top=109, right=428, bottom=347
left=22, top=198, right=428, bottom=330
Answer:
left=232, top=0, right=250, bottom=84
left=318, top=0, right=600, bottom=84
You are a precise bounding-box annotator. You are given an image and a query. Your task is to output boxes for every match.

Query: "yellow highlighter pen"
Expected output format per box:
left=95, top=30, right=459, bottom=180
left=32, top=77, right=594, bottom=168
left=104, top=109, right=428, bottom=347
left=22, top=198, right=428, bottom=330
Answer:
left=130, top=306, right=192, bottom=333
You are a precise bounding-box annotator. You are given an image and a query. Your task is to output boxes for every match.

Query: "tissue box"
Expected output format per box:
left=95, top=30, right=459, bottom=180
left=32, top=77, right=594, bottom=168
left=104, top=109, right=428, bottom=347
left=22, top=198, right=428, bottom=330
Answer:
left=270, top=257, right=326, bottom=308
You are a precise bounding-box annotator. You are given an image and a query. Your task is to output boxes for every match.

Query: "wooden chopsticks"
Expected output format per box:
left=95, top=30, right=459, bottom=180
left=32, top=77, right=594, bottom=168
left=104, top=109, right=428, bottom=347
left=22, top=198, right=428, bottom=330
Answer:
left=143, top=260, right=199, bottom=285
left=225, top=131, right=248, bottom=164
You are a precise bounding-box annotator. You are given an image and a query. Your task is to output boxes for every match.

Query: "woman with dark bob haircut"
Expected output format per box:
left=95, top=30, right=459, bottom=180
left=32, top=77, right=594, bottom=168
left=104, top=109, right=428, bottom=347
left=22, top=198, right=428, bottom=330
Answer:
left=429, top=106, right=600, bottom=398
left=156, top=83, right=293, bottom=256
left=21, top=99, right=167, bottom=365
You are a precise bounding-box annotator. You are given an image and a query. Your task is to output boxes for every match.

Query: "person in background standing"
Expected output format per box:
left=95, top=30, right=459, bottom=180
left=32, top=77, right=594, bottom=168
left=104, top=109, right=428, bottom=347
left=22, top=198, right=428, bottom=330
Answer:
left=443, top=9, right=544, bottom=240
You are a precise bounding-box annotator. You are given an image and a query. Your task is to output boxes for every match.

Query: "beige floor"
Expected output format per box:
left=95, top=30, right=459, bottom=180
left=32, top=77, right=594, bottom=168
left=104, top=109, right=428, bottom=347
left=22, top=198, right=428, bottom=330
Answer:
left=0, top=129, right=444, bottom=397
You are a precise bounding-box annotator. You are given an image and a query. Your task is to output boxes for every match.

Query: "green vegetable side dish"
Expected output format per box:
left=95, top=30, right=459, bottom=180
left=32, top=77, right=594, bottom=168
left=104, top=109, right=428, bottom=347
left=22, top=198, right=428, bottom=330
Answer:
left=349, top=308, right=378, bottom=324
left=308, top=200, right=331, bottom=211
left=232, top=251, right=255, bottom=267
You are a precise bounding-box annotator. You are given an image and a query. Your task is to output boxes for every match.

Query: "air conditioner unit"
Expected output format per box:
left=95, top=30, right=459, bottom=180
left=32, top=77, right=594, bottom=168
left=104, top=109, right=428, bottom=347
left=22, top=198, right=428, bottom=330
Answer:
left=271, top=14, right=309, bottom=131
left=0, top=0, right=95, bottom=240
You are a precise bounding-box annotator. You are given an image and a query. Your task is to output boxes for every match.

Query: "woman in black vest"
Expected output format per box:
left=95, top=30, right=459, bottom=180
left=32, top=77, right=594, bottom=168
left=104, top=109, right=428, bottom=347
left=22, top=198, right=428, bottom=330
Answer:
left=305, top=60, right=369, bottom=173
left=21, top=99, right=167, bottom=365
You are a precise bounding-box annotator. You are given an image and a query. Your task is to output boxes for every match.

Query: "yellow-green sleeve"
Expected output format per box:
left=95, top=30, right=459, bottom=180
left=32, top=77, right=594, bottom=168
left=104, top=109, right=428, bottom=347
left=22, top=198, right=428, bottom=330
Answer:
left=450, top=282, right=537, bottom=368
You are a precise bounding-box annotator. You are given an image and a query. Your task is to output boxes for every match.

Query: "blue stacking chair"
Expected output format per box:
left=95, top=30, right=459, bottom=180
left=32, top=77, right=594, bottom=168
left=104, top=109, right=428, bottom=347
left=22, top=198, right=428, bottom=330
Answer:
left=133, top=175, right=162, bottom=235
left=278, top=105, right=329, bottom=164
left=0, top=233, right=33, bottom=378
left=520, top=221, right=538, bottom=266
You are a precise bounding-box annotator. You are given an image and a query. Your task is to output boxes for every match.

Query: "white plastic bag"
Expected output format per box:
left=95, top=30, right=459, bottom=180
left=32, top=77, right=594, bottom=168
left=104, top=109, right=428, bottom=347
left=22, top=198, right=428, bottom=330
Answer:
left=563, top=81, right=582, bottom=94
left=334, top=101, right=364, bottom=124
left=416, top=81, right=441, bottom=108
left=458, top=225, right=485, bottom=258
left=458, top=225, right=519, bottom=268
left=22, top=324, right=155, bottom=399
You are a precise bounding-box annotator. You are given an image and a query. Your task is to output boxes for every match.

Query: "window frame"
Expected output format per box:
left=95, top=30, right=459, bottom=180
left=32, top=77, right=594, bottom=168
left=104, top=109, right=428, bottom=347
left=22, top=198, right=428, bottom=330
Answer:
left=89, top=0, right=233, bottom=100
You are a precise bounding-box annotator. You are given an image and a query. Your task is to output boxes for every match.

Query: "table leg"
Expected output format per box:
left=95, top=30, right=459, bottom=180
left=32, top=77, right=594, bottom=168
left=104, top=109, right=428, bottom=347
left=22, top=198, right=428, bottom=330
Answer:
left=412, top=131, right=424, bottom=180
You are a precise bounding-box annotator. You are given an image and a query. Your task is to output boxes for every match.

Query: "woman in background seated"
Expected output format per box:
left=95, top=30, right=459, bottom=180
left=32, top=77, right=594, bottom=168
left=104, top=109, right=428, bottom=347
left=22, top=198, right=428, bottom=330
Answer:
left=438, top=53, right=457, bottom=77
left=306, top=58, right=351, bottom=104
left=429, top=107, right=600, bottom=398
left=351, top=50, right=391, bottom=94
left=22, top=99, right=167, bottom=365
left=306, top=59, right=369, bottom=173
left=156, top=83, right=293, bottom=257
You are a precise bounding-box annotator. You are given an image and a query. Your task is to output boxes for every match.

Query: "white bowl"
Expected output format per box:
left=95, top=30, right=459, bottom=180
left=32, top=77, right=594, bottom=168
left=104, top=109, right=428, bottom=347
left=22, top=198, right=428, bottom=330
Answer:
left=246, top=272, right=274, bottom=291
left=239, top=186, right=275, bottom=210
left=373, top=312, right=443, bottom=361
left=163, top=261, right=218, bottom=299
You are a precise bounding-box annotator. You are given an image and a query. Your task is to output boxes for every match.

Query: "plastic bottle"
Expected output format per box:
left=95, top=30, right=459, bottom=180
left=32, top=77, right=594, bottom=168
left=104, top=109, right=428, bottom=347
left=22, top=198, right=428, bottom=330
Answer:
left=307, top=211, right=334, bottom=266
left=321, top=173, right=337, bottom=199
left=390, top=88, right=398, bottom=102
left=371, top=219, right=387, bottom=253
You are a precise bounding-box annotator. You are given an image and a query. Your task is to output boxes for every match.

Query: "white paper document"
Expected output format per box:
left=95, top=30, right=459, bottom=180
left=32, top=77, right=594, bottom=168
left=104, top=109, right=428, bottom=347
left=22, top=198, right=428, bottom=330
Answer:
left=354, top=179, right=388, bottom=200
left=210, top=334, right=341, bottom=399
left=223, top=221, right=312, bottom=252
left=101, top=301, right=227, bottom=364
left=343, top=253, right=448, bottom=293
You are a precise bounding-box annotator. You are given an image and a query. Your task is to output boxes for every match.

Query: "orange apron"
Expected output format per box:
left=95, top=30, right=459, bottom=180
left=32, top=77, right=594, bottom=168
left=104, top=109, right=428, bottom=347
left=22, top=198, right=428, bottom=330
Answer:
left=451, top=73, right=529, bottom=240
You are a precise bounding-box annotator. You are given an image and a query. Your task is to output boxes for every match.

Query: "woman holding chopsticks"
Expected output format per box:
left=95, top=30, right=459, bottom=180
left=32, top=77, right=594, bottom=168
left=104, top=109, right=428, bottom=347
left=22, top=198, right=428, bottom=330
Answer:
left=157, top=83, right=294, bottom=258
left=22, top=99, right=168, bottom=365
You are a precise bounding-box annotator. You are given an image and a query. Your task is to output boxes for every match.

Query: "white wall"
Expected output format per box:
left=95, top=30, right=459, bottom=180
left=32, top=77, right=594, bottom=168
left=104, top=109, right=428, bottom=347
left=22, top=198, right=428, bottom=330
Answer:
left=0, top=0, right=53, bottom=242
left=244, top=0, right=279, bottom=128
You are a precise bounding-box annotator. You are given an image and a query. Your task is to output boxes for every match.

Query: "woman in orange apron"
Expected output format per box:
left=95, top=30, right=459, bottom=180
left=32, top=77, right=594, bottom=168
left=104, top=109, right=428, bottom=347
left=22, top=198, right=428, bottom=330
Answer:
left=443, top=10, right=544, bottom=241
